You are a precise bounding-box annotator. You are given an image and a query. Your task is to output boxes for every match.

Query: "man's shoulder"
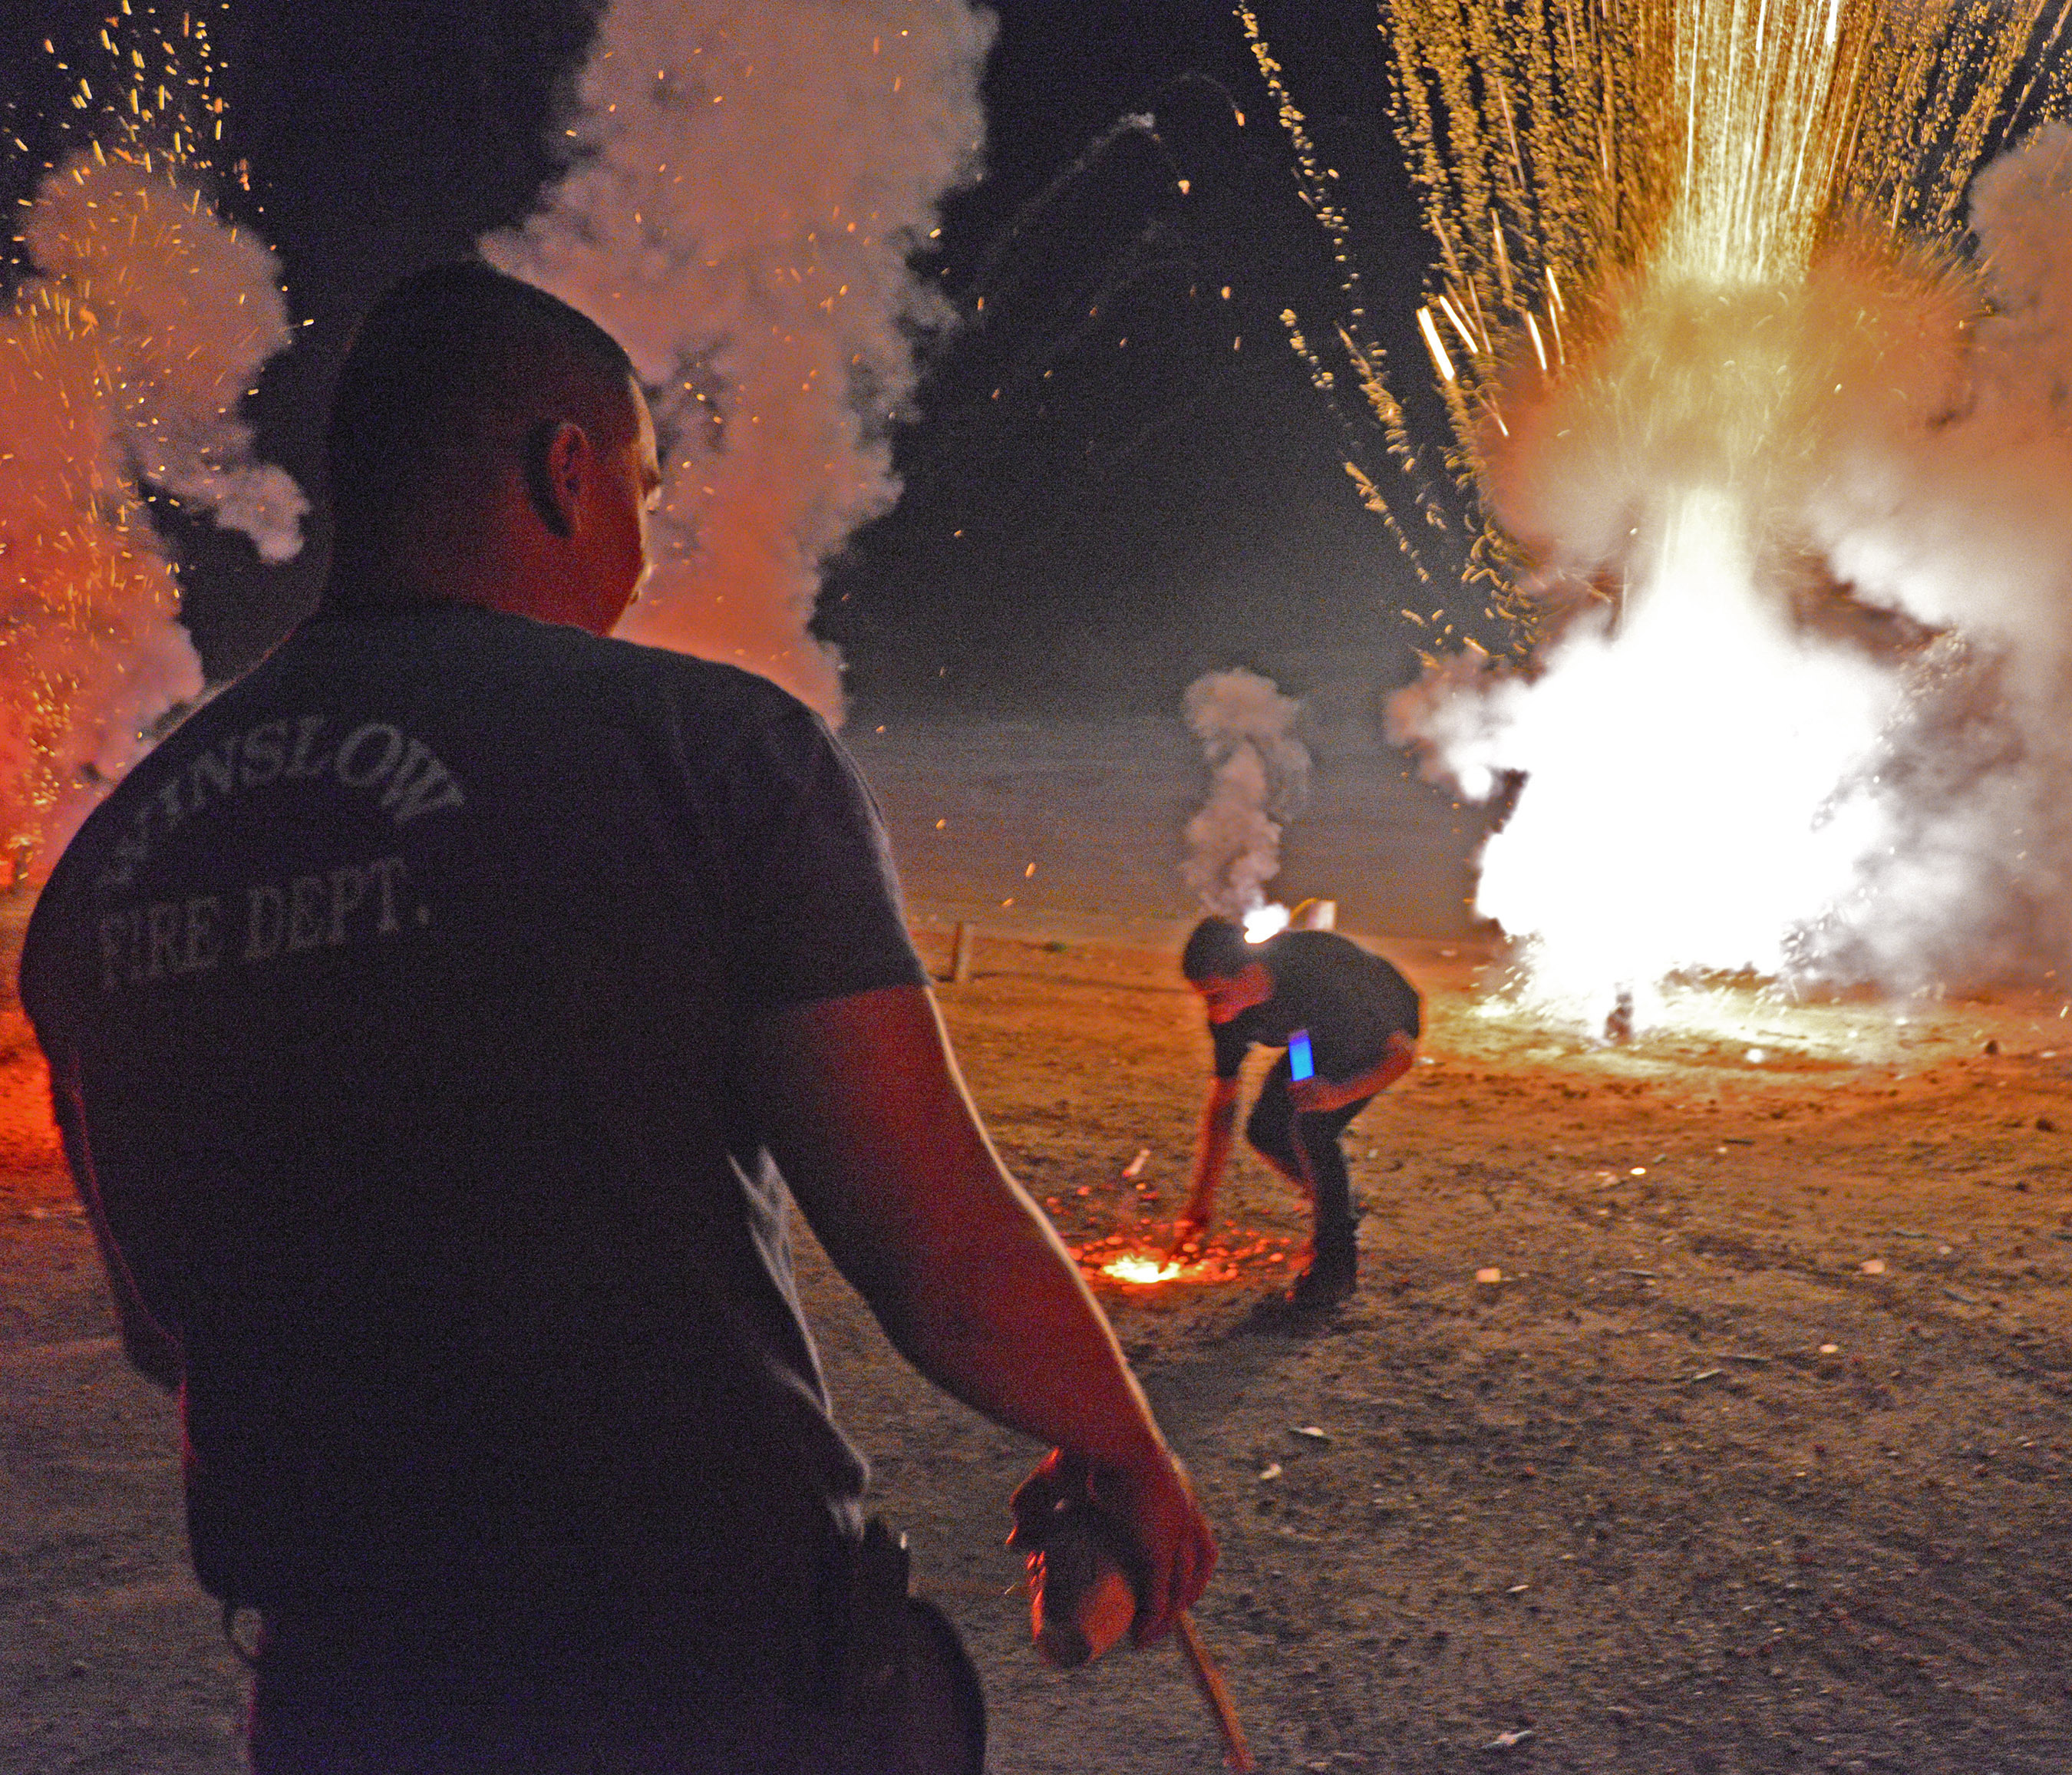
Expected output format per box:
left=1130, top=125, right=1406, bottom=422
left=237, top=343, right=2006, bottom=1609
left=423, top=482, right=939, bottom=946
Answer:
left=537, top=628, right=848, bottom=782
left=591, top=632, right=817, bottom=731
left=1272, top=928, right=1366, bottom=968
left=257, top=604, right=823, bottom=747
left=415, top=607, right=815, bottom=721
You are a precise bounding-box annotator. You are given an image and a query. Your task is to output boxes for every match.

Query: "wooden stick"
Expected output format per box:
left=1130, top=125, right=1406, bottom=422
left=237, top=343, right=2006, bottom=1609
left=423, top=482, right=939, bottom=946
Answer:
left=1175, top=1612, right=1254, bottom=1771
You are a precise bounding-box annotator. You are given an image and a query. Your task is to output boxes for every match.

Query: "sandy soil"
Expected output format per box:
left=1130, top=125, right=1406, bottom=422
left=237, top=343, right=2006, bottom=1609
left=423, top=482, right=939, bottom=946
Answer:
left=6, top=906, right=2072, bottom=1770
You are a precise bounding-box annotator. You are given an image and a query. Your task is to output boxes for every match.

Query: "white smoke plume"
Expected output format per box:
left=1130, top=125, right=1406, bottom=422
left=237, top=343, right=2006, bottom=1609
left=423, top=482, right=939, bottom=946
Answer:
left=1391, top=124, right=2072, bottom=1018
left=486, top=0, right=996, bottom=721
left=1181, top=668, right=1310, bottom=919
left=1797, top=124, right=2072, bottom=989
left=22, top=158, right=308, bottom=566
left=0, top=150, right=305, bottom=876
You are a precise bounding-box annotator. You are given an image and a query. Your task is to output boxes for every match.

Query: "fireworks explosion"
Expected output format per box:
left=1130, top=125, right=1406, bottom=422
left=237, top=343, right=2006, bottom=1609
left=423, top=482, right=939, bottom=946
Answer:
left=1248, top=0, right=2072, bottom=1029
left=0, top=8, right=304, bottom=880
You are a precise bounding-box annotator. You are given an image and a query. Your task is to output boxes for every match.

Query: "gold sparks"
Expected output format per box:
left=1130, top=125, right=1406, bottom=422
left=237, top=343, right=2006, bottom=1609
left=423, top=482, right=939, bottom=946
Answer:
left=0, top=5, right=262, bottom=876
left=1243, top=0, right=2071, bottom=641
left=1378, top=0, right=2064, bottom=335
left=1411, top=0, right=2071, bottom=551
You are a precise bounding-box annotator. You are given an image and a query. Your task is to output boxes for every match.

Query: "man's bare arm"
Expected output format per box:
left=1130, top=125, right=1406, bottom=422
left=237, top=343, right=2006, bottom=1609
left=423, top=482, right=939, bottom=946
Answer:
left=742, top=984, right=1215, bottom=1641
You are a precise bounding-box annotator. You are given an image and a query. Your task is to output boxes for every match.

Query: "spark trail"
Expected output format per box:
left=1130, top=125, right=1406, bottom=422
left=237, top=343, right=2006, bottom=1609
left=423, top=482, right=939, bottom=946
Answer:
left=0, top=7, right=305, bottom=879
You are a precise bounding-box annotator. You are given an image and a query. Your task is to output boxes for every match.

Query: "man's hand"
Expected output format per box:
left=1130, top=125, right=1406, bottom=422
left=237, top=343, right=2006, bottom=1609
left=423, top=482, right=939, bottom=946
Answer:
left=748, top=986, right=1218, bottom=1624
left=1009, top=1447, right=1217, bottom=1645
left=1167, top=1205, right=1210, bottom=1259
left=1176, top=1077, right=1240, bottom=1256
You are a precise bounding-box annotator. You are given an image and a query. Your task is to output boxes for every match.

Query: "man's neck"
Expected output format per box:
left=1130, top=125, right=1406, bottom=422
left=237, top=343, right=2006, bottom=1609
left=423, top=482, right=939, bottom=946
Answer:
left=326, top=515, right=533, bottom=617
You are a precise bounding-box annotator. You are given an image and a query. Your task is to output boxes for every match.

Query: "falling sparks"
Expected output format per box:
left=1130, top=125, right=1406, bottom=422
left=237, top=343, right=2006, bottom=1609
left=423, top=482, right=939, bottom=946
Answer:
left=1368, top=0, right=2060, bottom=440
left=0, top=6, right=304, bottom=880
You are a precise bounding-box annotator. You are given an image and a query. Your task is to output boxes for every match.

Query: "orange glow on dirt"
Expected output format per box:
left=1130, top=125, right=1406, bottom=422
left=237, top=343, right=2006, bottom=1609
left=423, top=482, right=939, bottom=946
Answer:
left=1104, top=1254, right=1186, bottom=1285
left=1071, top=1228, right=1295, bottom=1290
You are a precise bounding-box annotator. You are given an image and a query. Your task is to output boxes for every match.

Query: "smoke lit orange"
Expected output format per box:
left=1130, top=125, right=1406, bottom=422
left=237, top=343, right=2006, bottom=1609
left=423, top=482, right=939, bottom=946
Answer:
left=0, top=7, right=302, bottom=879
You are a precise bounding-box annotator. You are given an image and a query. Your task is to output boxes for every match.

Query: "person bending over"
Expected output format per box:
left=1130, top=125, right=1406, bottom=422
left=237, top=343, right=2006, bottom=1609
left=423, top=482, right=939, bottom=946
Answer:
left=21, top=262, right=1213, bottom=1774
left=1173, top=916, right=1420, bottom=1306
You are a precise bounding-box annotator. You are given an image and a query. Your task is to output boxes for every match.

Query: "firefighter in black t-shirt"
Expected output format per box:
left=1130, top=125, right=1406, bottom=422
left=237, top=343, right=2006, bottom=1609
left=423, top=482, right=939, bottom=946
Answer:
left=1173, top=916, right=1420, bottom=1306
left=21, top=263, right=1216, bottom=1775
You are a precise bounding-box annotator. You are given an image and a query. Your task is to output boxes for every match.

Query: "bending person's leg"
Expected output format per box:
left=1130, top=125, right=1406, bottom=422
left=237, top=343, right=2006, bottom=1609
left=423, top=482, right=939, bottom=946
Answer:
left=1285, top=1097, right=1371, bottom=1305
left=1243, top=1057, right=1311, bottom=1206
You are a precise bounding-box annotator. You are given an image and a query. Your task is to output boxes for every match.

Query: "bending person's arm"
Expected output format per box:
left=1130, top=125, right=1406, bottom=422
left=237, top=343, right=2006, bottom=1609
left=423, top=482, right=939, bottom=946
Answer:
left=1173, top=1074, right=1240, bottom=1249
left=1290, top=1028, right=1418, bottom=1115
left=743, top=983, right=1216, bottom=1641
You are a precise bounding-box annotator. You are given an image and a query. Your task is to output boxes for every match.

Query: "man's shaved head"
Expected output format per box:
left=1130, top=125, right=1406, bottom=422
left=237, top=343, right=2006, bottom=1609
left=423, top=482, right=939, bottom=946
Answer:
left=325, top=262, right=639, bottom=549
left=1182, top=916, right=1255, bottom=984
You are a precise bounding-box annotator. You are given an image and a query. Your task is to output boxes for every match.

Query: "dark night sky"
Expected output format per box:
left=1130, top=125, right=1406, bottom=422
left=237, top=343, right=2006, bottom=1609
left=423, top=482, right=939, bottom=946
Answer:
left=2, top=2, right=1467, bottom=718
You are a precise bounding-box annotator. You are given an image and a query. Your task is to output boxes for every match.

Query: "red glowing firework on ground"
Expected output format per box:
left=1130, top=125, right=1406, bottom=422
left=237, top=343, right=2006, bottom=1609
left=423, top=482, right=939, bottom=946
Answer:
left=1069, top=1228, right=1294, bottom=1291
left=1044, top=1144, right=1297, bottom=1291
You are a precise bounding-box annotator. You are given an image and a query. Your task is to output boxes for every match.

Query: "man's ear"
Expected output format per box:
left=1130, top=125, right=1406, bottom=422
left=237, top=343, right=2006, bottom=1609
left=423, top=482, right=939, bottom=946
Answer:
left=522, top=418, right=586, bottom=538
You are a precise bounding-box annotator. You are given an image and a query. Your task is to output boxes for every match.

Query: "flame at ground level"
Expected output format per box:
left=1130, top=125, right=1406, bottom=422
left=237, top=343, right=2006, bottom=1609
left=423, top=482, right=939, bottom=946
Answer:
left=1071, top=1229, right=1295, bottom=1289
left=1104, top=1254, right=1187, bottom=1285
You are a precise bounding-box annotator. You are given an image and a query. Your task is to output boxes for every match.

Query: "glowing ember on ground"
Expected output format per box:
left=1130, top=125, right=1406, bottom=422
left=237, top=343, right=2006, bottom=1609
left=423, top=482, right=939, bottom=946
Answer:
left=1070, top=1229, right=1295, bottom=1290
left=1104, top=1254, right=1186, bottom=1285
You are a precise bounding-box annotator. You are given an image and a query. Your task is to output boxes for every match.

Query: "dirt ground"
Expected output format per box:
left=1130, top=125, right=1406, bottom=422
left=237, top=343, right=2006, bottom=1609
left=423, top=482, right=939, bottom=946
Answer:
left=5, top=912, right=2072, bottom=1773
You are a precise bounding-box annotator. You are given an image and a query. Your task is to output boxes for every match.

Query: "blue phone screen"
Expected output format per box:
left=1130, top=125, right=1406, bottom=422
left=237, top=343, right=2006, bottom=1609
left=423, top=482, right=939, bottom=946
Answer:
left=1288, top=1028, right=1314, bottom=1081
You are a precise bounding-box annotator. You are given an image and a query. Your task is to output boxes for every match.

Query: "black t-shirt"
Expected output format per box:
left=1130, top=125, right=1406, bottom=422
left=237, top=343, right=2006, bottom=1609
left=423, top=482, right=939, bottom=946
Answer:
left=19, top=601, right=925, bottom=1638
left=1210, top=929, right=1421, bottom=1082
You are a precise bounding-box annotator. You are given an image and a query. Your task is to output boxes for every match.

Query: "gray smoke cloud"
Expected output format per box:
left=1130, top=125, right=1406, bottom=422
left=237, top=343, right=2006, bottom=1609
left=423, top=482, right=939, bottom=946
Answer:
left=0, top=151, right=305, bottom=873
left=1799, top=124, right=2072, bottom=990
left=486, top=0, right=996, bottom=721
left=1181, top=667, right=1310, bottom=919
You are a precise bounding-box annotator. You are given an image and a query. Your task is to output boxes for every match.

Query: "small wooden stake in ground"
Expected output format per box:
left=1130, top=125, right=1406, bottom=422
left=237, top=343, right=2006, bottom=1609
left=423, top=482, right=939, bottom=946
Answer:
left=950, top=921, right=977, bottom=984
left=1176, top=1612, right=1254, bottom=1771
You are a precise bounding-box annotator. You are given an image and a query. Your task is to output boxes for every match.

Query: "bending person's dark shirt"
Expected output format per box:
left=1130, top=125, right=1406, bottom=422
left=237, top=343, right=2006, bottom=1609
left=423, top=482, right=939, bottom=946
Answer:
left=19, top=600, right=925, bottom=1654
left=1209, top=929, right=1421, bottom=1084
